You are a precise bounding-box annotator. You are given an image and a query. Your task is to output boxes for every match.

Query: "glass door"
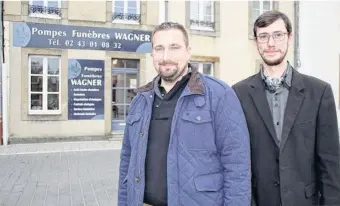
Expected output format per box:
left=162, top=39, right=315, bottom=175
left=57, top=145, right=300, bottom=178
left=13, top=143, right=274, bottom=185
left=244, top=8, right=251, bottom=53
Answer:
left=111, top=59, right=139, bottom=132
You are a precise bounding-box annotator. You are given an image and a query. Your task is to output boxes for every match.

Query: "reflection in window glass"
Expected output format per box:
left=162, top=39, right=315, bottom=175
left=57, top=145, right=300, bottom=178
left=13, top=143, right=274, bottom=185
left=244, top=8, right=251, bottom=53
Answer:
left=48, top=76, right=59, bottom=92
left=48, top=0, right=58, bottom=8
left=191, top=61, right=214, bottom=76
left=115, top=0, right=124, bottom=7
left=190, top=1, right=199, bottom=20
left=253, top=0, right=260, bottom=9
left=48, top=58, right=59, bottom=75
left=31, top=76, right=43, bottom=92
left=112, top=89, right=125, bottom=104
left=125, top=59, right=138, bottom=68
left=126, top=73, right=137, bottom=89
left=112, top=59, right=125, bottom=68
left=112, top=104, right=125, bottom=120
left=48, top=94, right=59, bottom=110
left=203, top=63, right=212, bottom=75
left=31, top=94, right=43, bottom=110
left=128, top=0, right=136, bottom=8
left=31, top=0, right=44, bottom=6
left=203, top=1, right=212, bottom=16
left=252, top=9, right=260, bottom=22
left=115, top=6, right=124, bottom=14
left=263, top=1, right=271, bottom=10
left=112, top=74, right=125, bottom=88
left=127, top=8, right=137, bottom=14
left=31, top=57, right=43, bottom=74
left=204, top=15, right=212, bottom=22
left=112, top=58, right=139, bottom=69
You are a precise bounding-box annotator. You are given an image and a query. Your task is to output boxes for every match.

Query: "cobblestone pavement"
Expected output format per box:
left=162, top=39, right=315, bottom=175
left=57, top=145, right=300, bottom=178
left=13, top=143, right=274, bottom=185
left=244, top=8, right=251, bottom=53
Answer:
left=0, top=140, right=123, bottom=206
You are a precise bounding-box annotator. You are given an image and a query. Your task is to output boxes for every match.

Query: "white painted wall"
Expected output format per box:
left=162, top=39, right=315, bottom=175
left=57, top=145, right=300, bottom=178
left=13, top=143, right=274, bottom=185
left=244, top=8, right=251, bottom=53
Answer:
left=299, top=1, right=340, bottom=128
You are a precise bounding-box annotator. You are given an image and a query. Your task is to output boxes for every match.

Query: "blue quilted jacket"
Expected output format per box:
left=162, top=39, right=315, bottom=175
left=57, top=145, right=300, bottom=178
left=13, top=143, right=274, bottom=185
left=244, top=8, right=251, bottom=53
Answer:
left=118, top=68, right=251, bottom=206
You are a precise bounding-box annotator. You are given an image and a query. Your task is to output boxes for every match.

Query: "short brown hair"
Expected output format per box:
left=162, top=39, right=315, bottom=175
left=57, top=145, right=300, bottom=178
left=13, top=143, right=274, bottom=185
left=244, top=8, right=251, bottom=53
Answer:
left=253, top=10, right=292, bottom=38
left=152, top=22, right=189, bottom=47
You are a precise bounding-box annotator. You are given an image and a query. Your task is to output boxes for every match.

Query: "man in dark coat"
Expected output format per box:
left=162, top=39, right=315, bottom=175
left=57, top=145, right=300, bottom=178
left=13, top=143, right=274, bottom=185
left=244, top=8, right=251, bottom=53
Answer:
left=232, top=10, right=340, bottom=206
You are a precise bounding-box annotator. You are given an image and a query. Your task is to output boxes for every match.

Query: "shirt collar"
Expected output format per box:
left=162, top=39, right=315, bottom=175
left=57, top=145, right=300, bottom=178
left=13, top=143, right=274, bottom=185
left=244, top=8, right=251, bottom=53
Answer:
left=260, top=61, right=293, bottom=88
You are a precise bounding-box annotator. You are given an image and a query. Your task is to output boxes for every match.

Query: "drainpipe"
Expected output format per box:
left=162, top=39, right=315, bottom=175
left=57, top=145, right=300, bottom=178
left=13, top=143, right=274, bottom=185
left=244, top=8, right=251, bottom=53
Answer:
left=0, top=0, right=8, bottom=146
left=165, top=0, right=168, bottom=22
left=294, top=1, right=301, bottom=70
left=0, top=0, right=3, bottom=145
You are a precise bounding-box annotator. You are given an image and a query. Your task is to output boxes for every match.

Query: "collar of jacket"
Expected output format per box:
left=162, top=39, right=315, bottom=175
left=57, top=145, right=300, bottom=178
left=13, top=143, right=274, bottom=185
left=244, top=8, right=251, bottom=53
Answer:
left=134, top=63, right=205, bottom=95
left=250, top=63, right=305, bottom=92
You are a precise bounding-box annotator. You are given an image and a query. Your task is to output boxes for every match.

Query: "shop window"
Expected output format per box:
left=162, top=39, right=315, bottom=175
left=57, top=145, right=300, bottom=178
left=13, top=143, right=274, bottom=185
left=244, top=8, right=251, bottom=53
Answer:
left=191, top=62, right=214, bottom=76
left=111, top=59, right=139, bottom=131
left=28, top=0, right=62, bottom=19
left=29, top=55, right=61, bottom=115
left=189, top=0, right=215, bottom=31
left=112, top=0, right=141, bottom=24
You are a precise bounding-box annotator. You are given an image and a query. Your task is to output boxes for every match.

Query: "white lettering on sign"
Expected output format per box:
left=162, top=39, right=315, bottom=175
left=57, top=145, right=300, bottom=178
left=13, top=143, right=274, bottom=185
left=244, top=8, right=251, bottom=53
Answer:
left=84, top=67, right=102, bottom=72
left=87, top=88, right=99, bottom=92
left=32, top=27, right=67, bottom=38
left=71, top=30, right=111, bottom=40
left=70, top=79, right=102, bottom=86
left=81, top=74, right=102, bottom=78
left=73, top=103, right=95, bottom=106
left=114, top=33, right=151, bottom=42
left=74, top=108, right=95, bottom=111
left=73, top=93, right=86, bottom=97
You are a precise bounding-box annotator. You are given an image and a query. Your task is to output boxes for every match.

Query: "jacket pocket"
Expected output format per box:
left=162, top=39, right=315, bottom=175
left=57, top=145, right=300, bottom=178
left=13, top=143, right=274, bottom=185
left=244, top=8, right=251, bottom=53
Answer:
left=126, top=113, right=143, bottom=146
left=126, top=113, right=142, bottom=125
left=181, top=110, right=212, bottom=124
left=180, top=110, right=215, bottom=150
left=305, top=182, right=316, bottom=198
left=194, top=172, right=223, bottom=192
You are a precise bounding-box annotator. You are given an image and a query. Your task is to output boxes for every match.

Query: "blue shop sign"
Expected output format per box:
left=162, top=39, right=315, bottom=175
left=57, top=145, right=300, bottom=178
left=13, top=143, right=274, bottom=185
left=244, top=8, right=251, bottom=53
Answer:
left=68, top=59, right=105, bottom=120
left=13, top=22, right=152, bottom=53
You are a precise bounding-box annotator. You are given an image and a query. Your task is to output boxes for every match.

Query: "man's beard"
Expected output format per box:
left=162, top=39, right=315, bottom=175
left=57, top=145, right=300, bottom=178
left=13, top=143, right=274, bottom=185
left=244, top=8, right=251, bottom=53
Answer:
left=260, top=47, right=288, bottom=66
left=158, top=61, right=187, bottom=83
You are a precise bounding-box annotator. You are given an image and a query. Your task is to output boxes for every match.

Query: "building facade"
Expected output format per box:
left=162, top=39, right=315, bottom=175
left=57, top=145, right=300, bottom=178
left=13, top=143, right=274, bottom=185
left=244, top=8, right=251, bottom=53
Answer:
left=3, top=0, right=295, bottom=140
left=298, top=1, right=340, bottom=127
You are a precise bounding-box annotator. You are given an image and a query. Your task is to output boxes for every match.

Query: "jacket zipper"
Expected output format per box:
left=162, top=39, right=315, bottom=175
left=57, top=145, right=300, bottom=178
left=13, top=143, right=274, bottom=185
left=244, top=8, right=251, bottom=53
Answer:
left=138, top=93, right=153, bottom=205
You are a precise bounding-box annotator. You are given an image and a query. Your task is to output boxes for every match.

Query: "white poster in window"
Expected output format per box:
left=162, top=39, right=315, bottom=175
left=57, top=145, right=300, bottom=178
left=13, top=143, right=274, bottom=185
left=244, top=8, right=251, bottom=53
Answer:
left=130, top=79, right=137, bottom=88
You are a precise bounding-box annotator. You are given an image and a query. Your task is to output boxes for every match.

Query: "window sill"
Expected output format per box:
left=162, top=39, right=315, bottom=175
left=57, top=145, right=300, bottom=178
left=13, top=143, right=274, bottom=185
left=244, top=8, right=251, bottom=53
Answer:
left=188, top=28, right=219, bottom=37
left=28, top=110, right=62, bottom=115
left=112, top=20, right=140, bottom=25
left=190, top=26, right=215, bottom=32
left=29, top=13, right=61, bottom=20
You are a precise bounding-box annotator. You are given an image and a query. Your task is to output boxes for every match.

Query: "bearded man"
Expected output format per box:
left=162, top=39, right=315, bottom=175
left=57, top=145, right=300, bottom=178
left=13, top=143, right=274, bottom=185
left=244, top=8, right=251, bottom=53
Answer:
left=232, top=10, right=340, bottom=206
left=118, top=22, right=251, bottom=206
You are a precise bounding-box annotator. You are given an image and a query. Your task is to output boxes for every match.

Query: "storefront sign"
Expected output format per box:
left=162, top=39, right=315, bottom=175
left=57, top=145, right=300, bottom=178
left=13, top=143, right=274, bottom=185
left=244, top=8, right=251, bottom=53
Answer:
left=12, top=22, right=152, bottom=53
left=68, top=59, right=105, bottom=120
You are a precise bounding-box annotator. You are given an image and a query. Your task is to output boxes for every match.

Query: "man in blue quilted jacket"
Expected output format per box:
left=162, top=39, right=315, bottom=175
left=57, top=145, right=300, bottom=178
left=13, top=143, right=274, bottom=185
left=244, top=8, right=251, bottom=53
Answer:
left=118, top=21, right=251, bottom=206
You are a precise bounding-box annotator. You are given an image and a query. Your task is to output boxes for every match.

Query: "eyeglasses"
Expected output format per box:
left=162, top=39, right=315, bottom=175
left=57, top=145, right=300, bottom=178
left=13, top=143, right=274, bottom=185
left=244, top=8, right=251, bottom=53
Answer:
left=256, top=32, right=287, bottom=43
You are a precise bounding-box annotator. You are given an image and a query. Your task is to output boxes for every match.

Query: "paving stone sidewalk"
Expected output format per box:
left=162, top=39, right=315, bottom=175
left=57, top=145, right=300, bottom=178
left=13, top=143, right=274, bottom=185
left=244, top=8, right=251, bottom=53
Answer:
left=0, top=140, right=123, bottom=206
